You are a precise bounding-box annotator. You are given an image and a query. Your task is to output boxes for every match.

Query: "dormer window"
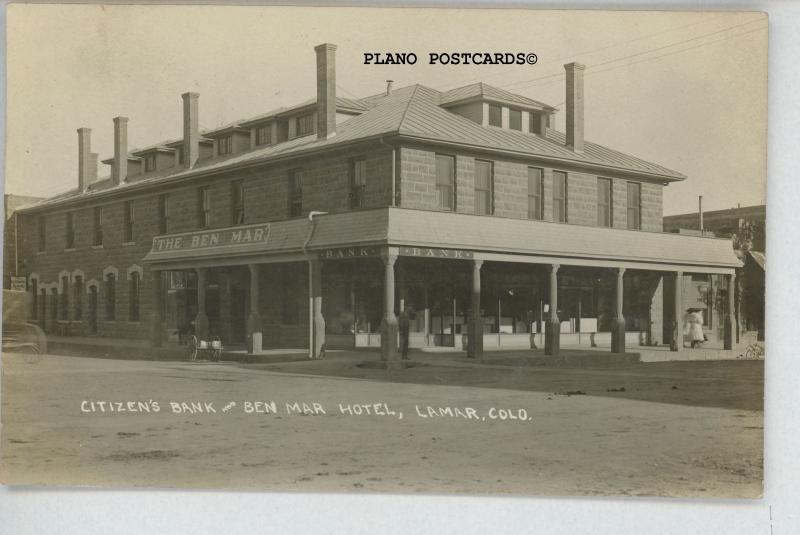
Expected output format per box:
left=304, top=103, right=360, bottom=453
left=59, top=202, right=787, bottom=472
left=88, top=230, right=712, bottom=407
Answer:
left=144, top=154, right=157, bottom=172
left=509, top=109, right=522, bottom=131
left=255, top=125, right=271, bottom=146
left=296, top=114, right=315, bottom=137
left=218, top=135, right=233, bottom=156
left=488, top=105, right=502, bottom=127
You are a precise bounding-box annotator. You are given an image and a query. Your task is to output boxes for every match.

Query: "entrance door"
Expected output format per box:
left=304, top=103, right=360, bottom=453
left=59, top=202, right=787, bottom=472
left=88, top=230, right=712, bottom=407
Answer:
left=89, top=286, right=98, bottom=334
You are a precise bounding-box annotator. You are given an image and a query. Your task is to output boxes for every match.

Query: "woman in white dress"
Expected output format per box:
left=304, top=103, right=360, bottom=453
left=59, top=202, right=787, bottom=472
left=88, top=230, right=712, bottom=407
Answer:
left=685, top=308, right=705, bottom=349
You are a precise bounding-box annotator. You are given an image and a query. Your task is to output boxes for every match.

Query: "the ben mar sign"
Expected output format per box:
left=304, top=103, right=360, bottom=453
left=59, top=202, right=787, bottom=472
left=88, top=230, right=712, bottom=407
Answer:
left=152, top=224, right=271, bottom=252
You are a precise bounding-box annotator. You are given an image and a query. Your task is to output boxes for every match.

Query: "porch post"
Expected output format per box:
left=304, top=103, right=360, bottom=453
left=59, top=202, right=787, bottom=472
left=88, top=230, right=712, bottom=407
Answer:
left=724, top=272, right=737, bottom=350
left=247, top=264, right=262, bottom=353
left=671, top=271, right=683, bottom=351
left=545, top=263, right=560, bottom=356
left=195, top=267, right=209, bottom=340
left=149, top=270, right=162, bottom=347
left=611, top=267, right=626, bottom=353
left=380, top=251, right=399, bottom=363
left=310, top=259, right=325, bottom=359
left=467, top=259, right=484, bottom=359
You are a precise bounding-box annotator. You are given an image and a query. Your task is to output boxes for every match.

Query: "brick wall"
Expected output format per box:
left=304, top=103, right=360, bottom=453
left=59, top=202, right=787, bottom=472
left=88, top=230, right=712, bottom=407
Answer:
left=398, top=145, right=664, bottom=232
left=19, top=143, right=393, bottom=341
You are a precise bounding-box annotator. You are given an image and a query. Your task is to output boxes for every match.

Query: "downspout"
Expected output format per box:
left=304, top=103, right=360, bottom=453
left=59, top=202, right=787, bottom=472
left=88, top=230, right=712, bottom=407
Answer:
left=14, top=211, right=19, bottom=277
left=302, top=211, right=327, bottom=359
left=378, top=138, right=397, bottom=207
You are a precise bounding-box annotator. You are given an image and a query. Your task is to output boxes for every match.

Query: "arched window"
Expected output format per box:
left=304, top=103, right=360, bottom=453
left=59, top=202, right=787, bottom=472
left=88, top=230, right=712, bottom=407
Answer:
left=50, top=288, right=58, bottom=322
left=60, top=275, right=70, bottom=320
left=31, top=278, right=38, bottom=320
left=74, top=275, right=83, bottom=321
left=105, top=273, right=116, bottom=321
left=129, top=272, right=140, bottom=321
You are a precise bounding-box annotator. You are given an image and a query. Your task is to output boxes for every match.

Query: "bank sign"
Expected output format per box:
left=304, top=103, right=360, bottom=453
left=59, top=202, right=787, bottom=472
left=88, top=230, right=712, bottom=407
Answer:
left=152, top=224, right=271, bottom=252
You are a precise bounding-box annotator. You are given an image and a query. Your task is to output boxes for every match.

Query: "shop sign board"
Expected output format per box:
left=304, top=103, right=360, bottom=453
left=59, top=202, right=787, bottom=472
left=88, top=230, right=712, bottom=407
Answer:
left=398, top=246, right=474, bottom=259
left=152, top=224, right=270, bottom=252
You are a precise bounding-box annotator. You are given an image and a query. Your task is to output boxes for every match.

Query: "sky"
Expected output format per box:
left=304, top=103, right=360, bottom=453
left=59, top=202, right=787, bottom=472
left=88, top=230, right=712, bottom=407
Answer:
left=5, top=6, right=767, bottom=216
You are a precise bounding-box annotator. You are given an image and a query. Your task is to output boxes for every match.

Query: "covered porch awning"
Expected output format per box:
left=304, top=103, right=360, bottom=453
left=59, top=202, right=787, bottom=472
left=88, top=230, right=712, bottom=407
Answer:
left=142, top=207, right=742, bottom=274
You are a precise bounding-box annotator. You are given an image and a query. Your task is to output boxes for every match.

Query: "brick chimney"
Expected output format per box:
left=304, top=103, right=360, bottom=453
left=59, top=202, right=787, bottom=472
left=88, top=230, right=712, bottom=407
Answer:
left=564, top=62, right=586, bottom=153
left=77, top=127, right=92, bottom=192
left=315, top=43, right=337, bottom=140
left=112, top=116, right=128, bottom=185
left=182, top=92, right=200, bottom=169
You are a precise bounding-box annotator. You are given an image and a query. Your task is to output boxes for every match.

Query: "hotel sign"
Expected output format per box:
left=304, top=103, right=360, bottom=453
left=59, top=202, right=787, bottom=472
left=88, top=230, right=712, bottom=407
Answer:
left=399, top=247, right=474, bottom=259
left=152, top=224, right=271, bottom=252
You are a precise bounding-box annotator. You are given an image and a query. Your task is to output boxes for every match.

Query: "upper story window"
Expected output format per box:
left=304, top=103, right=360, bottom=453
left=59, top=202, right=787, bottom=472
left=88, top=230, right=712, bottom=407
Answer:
left=218, top=135, right=233, bottom=156
left=350, top=158, right=367, bottom=209
left=158, top=194, right=169, bottom=234
left=65, top=212, right=75, bottom=249
left=509, top=109, right=522, bottom=131
left=627, top=182, right=642, bottom=230
left=528, top=167, right=544, bottom=220
left=488, top=105, right=502, bottom=127
left=198, top=187, right=211, bottom=228
left=93, top=207, right=103, bottom=246
left=255, top=125, right=271, bottom=146
left=553, top=171, right=568, bottom=223
left=37, top=215, right=46, bottom=252
left=597, top=178, right=613, bottom=227
left=296, top=114, right=315, bottom=137
left=231, top=180, right=245, bottom=225
left=530, top=113, right=543, bottom=134
left=144, top=154, right=157, bottom=172
left=435, top=154, right=455, bottom=211
left=288, top=170, right=303, bottom=217
left=124, top=201, right=135, bottom=242
left=474, top=160, right=494, bottom=215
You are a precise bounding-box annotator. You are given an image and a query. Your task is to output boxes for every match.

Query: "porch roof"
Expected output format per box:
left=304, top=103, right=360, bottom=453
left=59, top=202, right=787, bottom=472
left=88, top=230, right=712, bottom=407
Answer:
left=142, top=207, right=741, bottom=272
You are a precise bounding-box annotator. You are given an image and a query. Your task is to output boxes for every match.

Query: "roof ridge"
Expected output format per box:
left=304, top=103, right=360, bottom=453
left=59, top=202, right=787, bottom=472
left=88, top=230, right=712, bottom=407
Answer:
left=396, top=84, right=422, bottom=133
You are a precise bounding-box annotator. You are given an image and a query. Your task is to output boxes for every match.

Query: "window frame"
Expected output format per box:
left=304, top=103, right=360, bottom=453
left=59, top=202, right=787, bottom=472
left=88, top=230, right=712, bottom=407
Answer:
left=123, top=200, right=135, bottom=242
left=129, top=272, right=140, bottom=322
left=255, top=125, right=271, bottom=146
left=144, top=154, right=157, bottom=172
left=73, top=275, right=83, bottom=321
left=552, top=170, right=568, bottom=223
left=597, top=177, right=613, bottom=228
left=231, top=180, right=245, bottom=225
left=60, top=276, right=69, bottom=320
left=350, top=158, right=367, bottom=209
left=93, top=207, right=103, bottom=246
left=296, top=114, right=315, bottom=137
left=65, top=211, right=75, bottom=249
left=105, top=273, right=116, bottom=321
left=198, top=187, right=211, bottom=228
left=527, top=167, right=544, bottom=220
left=488, top=104, right=502, bottom=127
left=474, top=160, right=494, bottom=216
left=626, top=181, right=642, bottom=230
left=509, top=109, right=522, bottom=131
left=434, top=154, right=456, bottom=211
left=158, top=194, right=169, bottom=234
left=288, top=169, right=303, bottom=217
left=218, top=135, right=233, bottom=156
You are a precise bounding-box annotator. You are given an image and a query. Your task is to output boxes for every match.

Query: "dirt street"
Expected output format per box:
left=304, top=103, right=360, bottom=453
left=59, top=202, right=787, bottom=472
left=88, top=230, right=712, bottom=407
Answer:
left=0, top=353, right=763, bottom=498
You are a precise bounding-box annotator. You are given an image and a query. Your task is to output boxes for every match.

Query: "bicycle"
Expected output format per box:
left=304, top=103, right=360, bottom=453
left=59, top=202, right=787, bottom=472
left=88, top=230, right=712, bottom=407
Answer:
left=739, top=343, right=765, bottom=360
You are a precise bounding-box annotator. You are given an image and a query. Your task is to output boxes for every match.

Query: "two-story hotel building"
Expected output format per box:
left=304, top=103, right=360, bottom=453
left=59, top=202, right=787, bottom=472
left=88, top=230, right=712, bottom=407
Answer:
left=15, top=43, right=741, bottom=364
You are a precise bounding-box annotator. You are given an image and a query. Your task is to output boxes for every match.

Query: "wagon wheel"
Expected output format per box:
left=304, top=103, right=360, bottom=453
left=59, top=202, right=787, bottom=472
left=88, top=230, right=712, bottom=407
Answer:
left=22, top=345, right=41, bottom=364
left=211, top=337, right=222, bottom=362
left=186, top=335, right=198, bottom=361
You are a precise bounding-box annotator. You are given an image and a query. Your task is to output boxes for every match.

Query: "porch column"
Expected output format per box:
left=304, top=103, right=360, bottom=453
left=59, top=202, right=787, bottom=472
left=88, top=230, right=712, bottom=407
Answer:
left=467, top=259, right=484, bottom=359
left=671, top=271, right=683, bottom=351
left=611, top=268, right=626, bottom=354
left=545, top=264, right=560, bottom=356
left=397, top=264, right=406, bottom=314
left=195, top=267, right=209, bottom=340
left=724, top=272, right=737, bottom=350
left=247, top=264, right=262, bottom=353
left=310, top=259, right=325, bottom=359
left=380, top=252, right=399, bottom=363
left=149, top=270, right=162, bottom=347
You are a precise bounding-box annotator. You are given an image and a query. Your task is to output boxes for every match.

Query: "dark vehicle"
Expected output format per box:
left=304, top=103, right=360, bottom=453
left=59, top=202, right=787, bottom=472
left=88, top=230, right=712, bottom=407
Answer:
left=2, top=290, right=47, bottom=363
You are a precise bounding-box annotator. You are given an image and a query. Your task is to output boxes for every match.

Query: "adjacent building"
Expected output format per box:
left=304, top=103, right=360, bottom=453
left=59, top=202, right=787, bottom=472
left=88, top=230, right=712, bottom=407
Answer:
left=13, top=43, right=742, bottom=363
